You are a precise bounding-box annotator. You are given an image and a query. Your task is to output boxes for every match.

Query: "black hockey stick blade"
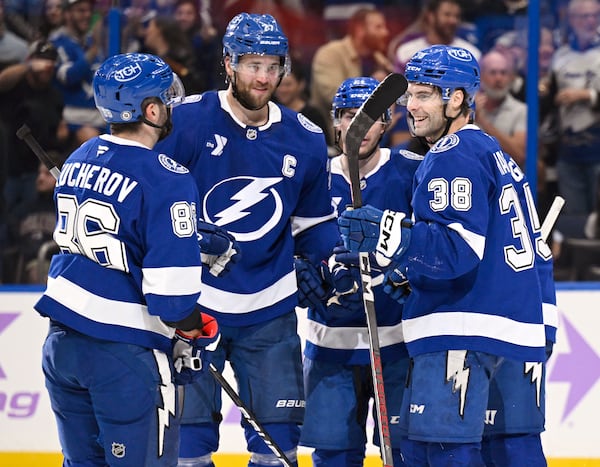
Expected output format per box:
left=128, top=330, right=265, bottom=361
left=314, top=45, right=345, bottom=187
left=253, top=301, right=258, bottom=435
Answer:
left=208, top=364, right=293, bottom=467
left=346, top=73, right=408, bottom=208
left=16, top=124, right=62, bottom=180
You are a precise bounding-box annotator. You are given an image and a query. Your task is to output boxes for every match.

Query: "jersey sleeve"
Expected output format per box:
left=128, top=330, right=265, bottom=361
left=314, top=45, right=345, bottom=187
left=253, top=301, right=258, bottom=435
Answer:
left=139, top=164, right=203, bottom=323
left=292, top=135, right=339, bottom=261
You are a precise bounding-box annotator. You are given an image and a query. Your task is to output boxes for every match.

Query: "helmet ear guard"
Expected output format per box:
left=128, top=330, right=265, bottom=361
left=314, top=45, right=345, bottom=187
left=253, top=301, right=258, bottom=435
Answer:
left=222, top=12, right=290, bottom=78
left=93, top=53, right=185, bottom=124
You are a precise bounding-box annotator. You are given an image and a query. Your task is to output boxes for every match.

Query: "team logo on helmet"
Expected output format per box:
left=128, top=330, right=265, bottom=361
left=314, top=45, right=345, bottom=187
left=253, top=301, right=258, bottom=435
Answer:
left=120, top=110, right=133, bottom=121
left=448, top=48, right=473, bottom=62
left=113, top=62, right=143, bottom=82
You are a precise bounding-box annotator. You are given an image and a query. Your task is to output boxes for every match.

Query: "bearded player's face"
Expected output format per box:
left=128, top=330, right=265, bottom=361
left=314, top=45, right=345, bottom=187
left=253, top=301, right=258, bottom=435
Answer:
left=228, top=55, right=283, bottom=110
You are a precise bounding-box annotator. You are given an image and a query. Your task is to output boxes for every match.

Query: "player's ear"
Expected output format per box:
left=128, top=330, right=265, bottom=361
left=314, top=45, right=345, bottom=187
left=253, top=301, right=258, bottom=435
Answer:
left=449, top=89, right=465, bottom=113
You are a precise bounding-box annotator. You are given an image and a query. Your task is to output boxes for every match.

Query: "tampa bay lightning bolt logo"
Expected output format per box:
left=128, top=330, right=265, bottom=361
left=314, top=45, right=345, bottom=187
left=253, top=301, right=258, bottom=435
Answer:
left=430, top=134, right=460, bottom=153
left=203, top=176, right=284, bottom=242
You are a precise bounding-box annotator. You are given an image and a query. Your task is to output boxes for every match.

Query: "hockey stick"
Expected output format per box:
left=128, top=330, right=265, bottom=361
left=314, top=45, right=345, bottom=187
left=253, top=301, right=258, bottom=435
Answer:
left=345, top=73, right=408, bottom=467
left=15, top=125, right=293, bottom=466
left=540, top=196, right=565, bottom=242
left=16, top=124, right=62, bottom=179
left=208, top=364, right=293, bottom=467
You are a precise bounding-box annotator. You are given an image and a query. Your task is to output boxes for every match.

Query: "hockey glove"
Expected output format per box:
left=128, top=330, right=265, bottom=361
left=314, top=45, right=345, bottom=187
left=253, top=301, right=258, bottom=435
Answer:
left=383, top=264, right=411, bottom=304
left=321, top=246, right=362, bottom=308
left=338, top=205, right=412, bottom=261
left=295, top=256, right=329, bottom=309
left=198, top=220, right=241, bottom=277
left=172, top=313, right=220, bottom=385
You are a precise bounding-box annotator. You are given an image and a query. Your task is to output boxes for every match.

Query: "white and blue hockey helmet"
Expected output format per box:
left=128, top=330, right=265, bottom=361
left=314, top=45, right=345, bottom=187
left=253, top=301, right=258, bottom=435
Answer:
left=332, top=76, right=392, bottom=126
left=402, top=45, right=480, bottom=107
left=93, top=53, right=185, bottom=124
left=222, top=12, right=291, bottom=77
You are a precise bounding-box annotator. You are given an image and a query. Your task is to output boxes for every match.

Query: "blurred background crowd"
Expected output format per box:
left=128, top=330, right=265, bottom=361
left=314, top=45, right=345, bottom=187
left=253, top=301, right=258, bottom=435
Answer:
left=2, top=0, right=600, bottom=284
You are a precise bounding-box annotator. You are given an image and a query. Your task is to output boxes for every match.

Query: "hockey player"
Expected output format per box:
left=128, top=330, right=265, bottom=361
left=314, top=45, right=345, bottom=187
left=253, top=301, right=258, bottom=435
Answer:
left=479, top=168, right=558, bottom=466
left=35, top=53, right=220, bottom=466
left=296, top=76, right=421, bottom=466
left=337, top=45, right=548, bottom=465
left=154, top=13, right=340, bottom=467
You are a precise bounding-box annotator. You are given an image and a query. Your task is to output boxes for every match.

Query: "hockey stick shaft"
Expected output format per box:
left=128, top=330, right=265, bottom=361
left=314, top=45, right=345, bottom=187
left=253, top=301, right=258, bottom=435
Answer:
left=344, top=73, right=408, bottom=467
left=16, top=124, right=62, bottom=180
left=16, top=126, right=293, bottom=466
left=540, top=196, right=565, bottom=243
left=208, top=364, right=293, bottom=467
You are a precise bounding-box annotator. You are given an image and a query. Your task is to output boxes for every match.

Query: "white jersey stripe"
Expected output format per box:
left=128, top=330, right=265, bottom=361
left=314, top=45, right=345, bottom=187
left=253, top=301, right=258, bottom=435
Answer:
left=402, top=311, right=546, bottom=347
left=307, top=320, right=405, bottom=350
left=45, top=276, right=175, bottom=338
left=142, top=266, right=203, bottom=296
left=198, top=270, right=297, bottom=313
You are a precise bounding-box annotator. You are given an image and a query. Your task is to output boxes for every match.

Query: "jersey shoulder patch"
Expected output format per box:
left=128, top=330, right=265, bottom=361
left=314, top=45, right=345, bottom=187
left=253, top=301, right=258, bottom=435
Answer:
left=398, top=149, right=425, bottom=161
left=297, top=113, right=323, bottom=133
left=430, top=134, right=460, bottom=153
left=183, top=94, right=203, bottom=104
left=158, top=153, right=189, bottom=174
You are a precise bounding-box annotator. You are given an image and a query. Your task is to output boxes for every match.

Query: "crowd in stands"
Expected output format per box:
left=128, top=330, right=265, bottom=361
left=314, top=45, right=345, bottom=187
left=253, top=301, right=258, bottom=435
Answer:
left=1, top=0, right=600, bottom=283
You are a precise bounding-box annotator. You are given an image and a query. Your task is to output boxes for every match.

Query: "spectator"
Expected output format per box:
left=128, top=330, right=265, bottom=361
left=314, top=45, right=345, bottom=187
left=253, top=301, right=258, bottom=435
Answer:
left=39, top=0, right=64, bottom=39
left=0, top=39, right=66, bottom=229
left=310, top=6, right=392, bottom=141
left=549, top=0, right=600, bottom=215
left=274, top=58, right=333, bottom=147
left=2, top=0, right=45, bottom=41
left=499, top=26, right=560, bottom=216
left=475, top=49, right=527, bottom=167
left=0, top=0, right=29, bottom=69
left=143, top=15, right=207, bottom=94
left=51, top=0, right=106, bottom=148
left=173, top=0, right=221, bottom=91
left=391, top=0, right=481, bottom=73
left=11, top=161, right=58, bottom=284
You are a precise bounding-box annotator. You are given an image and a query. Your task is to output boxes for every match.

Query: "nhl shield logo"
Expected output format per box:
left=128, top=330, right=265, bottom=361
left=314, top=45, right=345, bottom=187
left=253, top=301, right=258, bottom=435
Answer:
left=111, top=442, right=126, bottom=458
left=246, top=128, right=258, bottom=140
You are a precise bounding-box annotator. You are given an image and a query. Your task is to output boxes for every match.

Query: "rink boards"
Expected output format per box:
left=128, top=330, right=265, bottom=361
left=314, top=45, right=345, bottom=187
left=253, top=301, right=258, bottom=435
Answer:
left=0, top=284, right=599, bottom=465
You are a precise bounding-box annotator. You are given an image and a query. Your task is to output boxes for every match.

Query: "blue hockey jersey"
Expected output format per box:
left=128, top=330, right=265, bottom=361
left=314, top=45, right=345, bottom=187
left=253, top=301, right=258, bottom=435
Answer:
left=155, top=91, right=339, bottom=327
left=35, top=135, right=204, bottom=353
left=51, top=27, right=103, bottom=111
left=400, top=124, right=547, bottom=362
left=305, top=147, right=423, bottom=365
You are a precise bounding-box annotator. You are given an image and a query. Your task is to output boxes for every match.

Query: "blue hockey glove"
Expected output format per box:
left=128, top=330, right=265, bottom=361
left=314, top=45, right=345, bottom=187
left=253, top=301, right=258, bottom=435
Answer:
left=383, top=264, right=411, bottom=304
left=338, top=205, right=412, bottom=260
left=172, top=313, right=220, bottom=385
left=321, top=246, right=362, bottom=308
left=294, top=256, right=329, bottom=309
left=197, top=220, right=241, bottom=277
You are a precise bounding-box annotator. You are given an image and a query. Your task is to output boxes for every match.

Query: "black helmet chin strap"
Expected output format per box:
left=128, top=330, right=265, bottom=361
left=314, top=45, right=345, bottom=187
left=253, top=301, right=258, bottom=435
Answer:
left=425, top=103, right=455, bottom=144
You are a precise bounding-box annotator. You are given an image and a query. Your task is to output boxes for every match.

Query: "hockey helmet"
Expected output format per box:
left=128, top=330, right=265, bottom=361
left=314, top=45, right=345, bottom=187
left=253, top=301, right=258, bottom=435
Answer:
left=403, top=45, right=480, bottom=106
left=93, top=53, right=185, bottom=124
left=222, top=13, right=290, bottom=76
left=331, top=77, right=391, bottom=125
